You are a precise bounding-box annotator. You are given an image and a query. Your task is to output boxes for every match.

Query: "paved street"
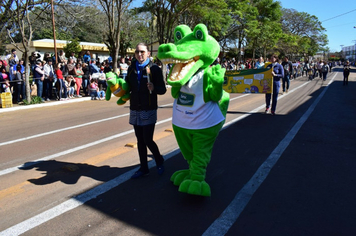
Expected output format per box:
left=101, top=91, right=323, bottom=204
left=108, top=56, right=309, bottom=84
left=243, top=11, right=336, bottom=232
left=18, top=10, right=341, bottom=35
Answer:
left=0, top=66, right=355, bottom=236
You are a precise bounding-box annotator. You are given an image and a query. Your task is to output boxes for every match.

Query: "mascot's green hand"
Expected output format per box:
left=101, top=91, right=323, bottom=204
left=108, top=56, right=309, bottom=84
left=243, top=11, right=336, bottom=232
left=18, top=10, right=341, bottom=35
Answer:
left=204, top=64, right=225, bottom=102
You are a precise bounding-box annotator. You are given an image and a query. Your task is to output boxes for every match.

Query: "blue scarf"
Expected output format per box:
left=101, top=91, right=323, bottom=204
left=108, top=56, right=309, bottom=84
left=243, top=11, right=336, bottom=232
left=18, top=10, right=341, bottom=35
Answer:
left=135, top=58, right=150, bottom=89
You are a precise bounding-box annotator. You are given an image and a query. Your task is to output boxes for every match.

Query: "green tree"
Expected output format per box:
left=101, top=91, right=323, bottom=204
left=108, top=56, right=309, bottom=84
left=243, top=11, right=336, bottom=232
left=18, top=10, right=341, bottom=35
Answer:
left=95, top=0, right=133, bottom=72
left=0, top=30, right=9, bottom=54
left=182, top=0, right=231, bottom=40
left=135, top=0, right=211, bottom=78
left=0, top=0, right=50, bottom=103
left=246, top=0, right=282, bottom=59
left=28, top=6, right=73, bottom=41
left=118, top=11, right=152, bottom=58
left=224, top=0, right=258, bottom=61
left=259, top=21, right=282, bottom=59
left=138, top=0, right=201, bottom=44
left=63, top=38, right=82, bottom=58
left=29, top=3, right=107, bottom=42
left=279, top=8, right=328, bottom=58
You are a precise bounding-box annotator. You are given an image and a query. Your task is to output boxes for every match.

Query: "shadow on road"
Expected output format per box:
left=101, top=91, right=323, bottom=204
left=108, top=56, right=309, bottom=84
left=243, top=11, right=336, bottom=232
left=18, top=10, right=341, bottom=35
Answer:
left=19, top=160, right=134, bottom=185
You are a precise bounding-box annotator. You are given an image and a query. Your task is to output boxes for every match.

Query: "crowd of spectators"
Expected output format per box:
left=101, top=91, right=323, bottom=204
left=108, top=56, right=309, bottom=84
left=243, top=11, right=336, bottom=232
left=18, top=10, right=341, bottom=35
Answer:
left=217, top=56, right=341, bottom=80
left=0, top=49, right=134, bottom=104
left=0, top=48, right=350, bottom=105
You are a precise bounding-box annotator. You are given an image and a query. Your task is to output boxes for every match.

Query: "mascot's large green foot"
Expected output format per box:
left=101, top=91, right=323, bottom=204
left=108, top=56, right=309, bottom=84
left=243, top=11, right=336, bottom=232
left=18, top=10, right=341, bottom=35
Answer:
left=179, top=178, right=211, bottom=197
left=171, top=170, right=211, bottom=196
left=171, top=169, right=190, bottom=186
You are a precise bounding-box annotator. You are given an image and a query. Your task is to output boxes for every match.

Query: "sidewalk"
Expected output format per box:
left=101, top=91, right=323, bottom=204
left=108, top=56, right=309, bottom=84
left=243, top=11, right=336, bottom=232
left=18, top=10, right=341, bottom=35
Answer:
left=0, top=96, right=91, bottom=113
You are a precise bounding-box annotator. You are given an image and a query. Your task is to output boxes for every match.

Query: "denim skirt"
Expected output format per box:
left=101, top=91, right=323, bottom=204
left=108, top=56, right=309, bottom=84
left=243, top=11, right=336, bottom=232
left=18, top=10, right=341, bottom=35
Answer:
left=129, top=109, right=157, bottom=126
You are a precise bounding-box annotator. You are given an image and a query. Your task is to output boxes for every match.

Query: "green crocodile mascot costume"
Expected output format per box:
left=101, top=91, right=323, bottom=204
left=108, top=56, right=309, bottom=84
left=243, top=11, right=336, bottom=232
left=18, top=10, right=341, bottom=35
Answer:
left=157, top=24, right=229, bottom=197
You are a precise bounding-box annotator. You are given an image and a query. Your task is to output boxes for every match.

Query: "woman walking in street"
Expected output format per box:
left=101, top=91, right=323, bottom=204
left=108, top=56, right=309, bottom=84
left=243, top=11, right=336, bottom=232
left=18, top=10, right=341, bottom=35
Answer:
left=126, top=43, right=167, bottom=179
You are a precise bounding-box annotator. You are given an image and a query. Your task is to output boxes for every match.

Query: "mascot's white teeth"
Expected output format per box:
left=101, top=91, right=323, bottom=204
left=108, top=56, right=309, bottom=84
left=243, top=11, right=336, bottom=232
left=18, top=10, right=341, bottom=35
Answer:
left=168, top=60, right=196, bottom=81
left=161, top=58, right=193, bottom=64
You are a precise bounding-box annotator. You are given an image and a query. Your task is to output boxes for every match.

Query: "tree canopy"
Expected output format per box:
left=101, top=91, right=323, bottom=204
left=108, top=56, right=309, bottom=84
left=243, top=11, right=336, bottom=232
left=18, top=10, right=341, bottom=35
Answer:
left=279, top=8, right=328, bottom=58
left=1, top=0, right=329, bottom=61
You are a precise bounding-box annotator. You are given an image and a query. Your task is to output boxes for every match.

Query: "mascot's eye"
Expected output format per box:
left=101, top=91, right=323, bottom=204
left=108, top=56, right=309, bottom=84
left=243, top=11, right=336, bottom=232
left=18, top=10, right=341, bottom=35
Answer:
left=176, top=31, right=182, bottom=40
left=195, top=30, right=203, bottom=40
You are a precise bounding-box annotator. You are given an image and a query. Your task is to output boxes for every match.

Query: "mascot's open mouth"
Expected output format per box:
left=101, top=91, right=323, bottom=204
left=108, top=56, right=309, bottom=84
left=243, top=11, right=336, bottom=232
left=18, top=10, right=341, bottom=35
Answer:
left=161, top=56, right=199, bottom=81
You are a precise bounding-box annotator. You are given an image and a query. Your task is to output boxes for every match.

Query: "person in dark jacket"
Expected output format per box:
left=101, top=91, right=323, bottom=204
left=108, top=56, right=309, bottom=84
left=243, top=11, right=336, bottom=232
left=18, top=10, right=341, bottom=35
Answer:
left=33, top=60, right=45, bottom=102
left=281, top=56, right=293, bottom=94
left=343, top=61, right=350, bottom=86
left=81, top=63, right=90, bottom=96
left=265, top=54, right=284, bottom=115
left=126, top=43, right=167, bottom=179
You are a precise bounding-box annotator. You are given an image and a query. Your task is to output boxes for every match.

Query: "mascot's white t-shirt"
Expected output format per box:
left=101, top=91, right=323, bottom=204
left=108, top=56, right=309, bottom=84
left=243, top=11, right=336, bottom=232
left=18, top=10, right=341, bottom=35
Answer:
left=172, top=70, right=225, bottom=129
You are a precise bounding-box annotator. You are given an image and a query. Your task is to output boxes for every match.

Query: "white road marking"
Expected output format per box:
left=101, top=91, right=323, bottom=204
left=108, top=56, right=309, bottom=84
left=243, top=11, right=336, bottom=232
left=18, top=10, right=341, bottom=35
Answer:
left=202, top=73, right=337, bottom=236
left=0, top=103, right=173, bottom=147
left=0, top=95, right=251, bottom=176
left=0, top=77, right=326, bottom=235
left=0, top=149, right=180, bottom=236
left=230, top=93, right=250, bottom=101
left=0, top=114, right=129, bottom=147
left=0, top=117, right=172, bottom=177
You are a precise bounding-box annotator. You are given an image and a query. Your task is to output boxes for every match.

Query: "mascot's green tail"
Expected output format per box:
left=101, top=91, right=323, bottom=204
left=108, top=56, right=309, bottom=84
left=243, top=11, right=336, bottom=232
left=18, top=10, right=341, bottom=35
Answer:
left=219, top=90, right=230, bottom=118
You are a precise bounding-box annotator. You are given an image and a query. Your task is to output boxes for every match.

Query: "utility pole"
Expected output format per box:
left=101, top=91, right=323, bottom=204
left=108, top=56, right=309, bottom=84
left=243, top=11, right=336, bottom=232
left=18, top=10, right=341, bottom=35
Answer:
left=353, top=40, right=356, bottom=62
left=51, top=0, right=57, bottom=65
left=150, top=15, right=153, bottom=56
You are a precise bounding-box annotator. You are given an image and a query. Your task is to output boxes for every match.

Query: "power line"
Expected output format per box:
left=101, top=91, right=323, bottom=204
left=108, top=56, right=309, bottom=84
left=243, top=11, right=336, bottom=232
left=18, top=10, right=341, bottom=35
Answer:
left=325, top=21, right=356, bottom=29
left=322, top=8, right=356, bottom=22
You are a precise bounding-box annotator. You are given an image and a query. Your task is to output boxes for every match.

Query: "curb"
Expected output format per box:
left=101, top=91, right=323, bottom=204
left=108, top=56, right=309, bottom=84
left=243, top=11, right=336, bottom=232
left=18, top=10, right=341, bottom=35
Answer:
left=0, top=96, right=92, bottom=113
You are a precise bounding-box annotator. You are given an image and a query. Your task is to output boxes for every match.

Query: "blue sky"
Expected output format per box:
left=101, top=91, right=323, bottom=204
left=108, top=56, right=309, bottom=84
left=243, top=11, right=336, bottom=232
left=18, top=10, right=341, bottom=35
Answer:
left=131, top=0, right=356, bottom=52
left=278, top=0, right=356, bottom=52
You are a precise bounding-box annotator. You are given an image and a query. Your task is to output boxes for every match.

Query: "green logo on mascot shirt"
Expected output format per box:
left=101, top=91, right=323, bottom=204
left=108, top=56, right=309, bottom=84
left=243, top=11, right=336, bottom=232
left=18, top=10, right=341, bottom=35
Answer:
left=177, top=92, right=195, bottom=107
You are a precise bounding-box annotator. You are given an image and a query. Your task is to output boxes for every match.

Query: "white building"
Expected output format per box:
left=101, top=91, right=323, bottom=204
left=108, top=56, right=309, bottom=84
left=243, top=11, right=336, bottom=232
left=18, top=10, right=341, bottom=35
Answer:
left=342, top=44, right=356, bottom=62
left=5, top=39, right=134, bottom=62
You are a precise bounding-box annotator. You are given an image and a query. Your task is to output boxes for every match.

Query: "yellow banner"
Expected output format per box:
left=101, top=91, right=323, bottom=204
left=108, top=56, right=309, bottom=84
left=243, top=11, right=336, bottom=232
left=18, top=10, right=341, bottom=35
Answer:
left=223, top=64, right=273, bottom=94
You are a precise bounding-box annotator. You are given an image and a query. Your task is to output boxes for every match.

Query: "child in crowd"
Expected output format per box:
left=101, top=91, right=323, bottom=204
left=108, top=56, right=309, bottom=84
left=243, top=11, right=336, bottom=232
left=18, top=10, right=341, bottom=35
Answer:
left=89, top=78, right=105, bottom=100
left=65, top=75, right=75, bottom=98
left=2, top=79, right=11, bottom=93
